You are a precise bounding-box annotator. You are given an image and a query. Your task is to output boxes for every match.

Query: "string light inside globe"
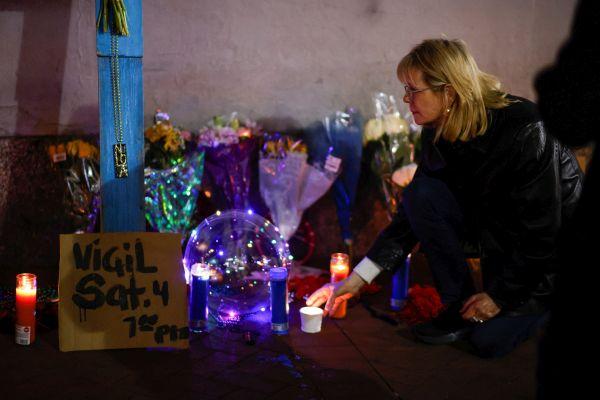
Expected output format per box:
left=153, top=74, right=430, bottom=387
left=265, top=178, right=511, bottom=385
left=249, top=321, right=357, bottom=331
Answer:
left=184, top=210, right=291, bottom=327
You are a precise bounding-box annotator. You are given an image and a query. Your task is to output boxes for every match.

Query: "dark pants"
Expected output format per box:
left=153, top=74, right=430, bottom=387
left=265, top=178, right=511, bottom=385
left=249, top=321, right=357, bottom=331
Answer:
left=402, top=174, right=547, bottom=358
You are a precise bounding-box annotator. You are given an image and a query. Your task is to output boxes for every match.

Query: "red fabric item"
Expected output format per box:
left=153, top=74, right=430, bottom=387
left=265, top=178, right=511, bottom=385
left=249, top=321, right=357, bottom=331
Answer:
left=398, top=284, right=444, bottom=325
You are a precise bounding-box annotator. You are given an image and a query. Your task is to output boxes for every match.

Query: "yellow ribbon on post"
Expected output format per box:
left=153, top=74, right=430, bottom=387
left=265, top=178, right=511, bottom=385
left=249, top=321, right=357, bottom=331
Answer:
left=96, top=0, right=129, bottom=36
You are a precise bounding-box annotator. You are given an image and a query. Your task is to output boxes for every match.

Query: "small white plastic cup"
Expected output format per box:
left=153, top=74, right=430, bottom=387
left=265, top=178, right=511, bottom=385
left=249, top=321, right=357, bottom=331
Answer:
left=300, top=306, right=324, bottom=333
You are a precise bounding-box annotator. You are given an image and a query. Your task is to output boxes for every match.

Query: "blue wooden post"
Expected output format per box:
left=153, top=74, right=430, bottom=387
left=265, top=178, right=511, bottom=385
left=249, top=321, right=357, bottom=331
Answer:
left=96, top=0, right=144, bottom=232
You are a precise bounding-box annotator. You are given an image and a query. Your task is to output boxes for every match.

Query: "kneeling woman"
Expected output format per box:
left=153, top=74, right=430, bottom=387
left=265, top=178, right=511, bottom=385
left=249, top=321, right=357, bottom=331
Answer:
left=307, top=38, right=582, bottom=358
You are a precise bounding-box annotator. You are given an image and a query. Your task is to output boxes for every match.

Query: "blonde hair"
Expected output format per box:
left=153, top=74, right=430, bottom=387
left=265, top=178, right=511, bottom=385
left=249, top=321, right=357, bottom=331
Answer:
left=397, top=39, right=511, bottom=143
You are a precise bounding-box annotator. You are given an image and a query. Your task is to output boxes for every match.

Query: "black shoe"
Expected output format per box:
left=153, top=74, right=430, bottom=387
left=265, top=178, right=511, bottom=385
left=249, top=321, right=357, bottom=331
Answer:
left=413, top=303, right=473, bottom=345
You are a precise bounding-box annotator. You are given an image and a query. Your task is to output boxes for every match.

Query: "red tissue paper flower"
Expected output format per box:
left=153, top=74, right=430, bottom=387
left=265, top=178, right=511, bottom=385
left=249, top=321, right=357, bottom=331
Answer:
left=398, top=284, right=444, bottom=325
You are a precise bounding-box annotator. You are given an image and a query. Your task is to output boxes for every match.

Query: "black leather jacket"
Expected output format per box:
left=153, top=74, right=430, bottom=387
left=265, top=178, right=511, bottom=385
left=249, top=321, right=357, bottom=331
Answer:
left=367, top=96, right=583, bottom=313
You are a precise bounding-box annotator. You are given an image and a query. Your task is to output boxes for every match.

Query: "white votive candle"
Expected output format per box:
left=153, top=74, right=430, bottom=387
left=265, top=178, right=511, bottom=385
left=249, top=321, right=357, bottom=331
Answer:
left=300, top=306, right=324, bottom=333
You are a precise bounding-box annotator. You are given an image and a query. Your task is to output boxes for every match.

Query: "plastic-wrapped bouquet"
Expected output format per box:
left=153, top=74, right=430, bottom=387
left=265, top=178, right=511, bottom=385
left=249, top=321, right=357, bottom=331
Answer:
left=48, top=139, right=100, bottom=233
left=304, top=108, right=363, bottom=251
left=144, top=110, right=205, bottom=239
left=198, top=113, right=260, bottom=210
left=364, top=93, right=419, bottom=218
left=259, top=133, right=338, bottom=241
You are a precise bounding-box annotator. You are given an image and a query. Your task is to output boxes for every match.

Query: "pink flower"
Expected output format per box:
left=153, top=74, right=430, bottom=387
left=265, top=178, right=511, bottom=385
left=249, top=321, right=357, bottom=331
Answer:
left=180, top=130, right=192, bottom=142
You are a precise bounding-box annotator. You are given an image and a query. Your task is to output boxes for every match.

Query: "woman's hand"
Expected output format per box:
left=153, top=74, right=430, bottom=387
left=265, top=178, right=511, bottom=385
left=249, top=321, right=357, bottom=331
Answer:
left=460, top=292, right=501, bottom=323
left=306, top=272, right=367, bottom=316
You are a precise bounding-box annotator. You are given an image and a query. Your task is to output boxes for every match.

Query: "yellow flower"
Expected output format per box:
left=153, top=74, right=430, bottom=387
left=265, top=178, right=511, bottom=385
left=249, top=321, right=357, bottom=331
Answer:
left=57, top=140, right=99, bottom=160
left=78, top=142, right=91, bottom=158
left=163, top=130, right=184, bottom=153
left=78, top=142, right=99, bottom=159
left=290, top=140, right=307, bottom=153
left=144, top=127, right=162, bottom=143
left=264, top=141, right=277, bottom=156
left=66, top=140, right=80, bottom=157
left=156, top=122, right=172, bottom=137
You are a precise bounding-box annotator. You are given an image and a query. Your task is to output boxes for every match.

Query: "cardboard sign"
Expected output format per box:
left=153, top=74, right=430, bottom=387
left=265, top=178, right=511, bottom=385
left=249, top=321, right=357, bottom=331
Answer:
left=59, top=232, right=189, bottom=352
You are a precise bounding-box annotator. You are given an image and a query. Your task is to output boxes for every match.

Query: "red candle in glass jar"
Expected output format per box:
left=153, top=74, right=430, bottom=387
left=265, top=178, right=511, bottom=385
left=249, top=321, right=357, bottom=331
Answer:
left=330, top=253, right=350, bottom=318
left=15, top=273, right=37, bottom=345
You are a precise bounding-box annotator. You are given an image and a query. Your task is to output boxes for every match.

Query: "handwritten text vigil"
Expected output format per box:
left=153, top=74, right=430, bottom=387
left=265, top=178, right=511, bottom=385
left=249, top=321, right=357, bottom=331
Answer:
left=59, top=233, right=189, bottom=352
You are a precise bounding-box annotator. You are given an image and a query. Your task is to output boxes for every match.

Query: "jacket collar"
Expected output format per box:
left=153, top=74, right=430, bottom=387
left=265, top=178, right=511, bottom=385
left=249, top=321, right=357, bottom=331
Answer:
left=422, top=107, right=505, bottom=172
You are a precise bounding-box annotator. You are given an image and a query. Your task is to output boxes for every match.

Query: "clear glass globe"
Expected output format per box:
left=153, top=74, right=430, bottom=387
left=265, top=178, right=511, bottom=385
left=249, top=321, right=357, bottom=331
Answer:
left=184, top=209, right=292, bottom=325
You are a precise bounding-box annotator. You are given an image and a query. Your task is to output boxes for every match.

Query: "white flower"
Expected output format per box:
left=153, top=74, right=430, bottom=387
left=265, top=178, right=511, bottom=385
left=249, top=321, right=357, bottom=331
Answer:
left=364, top=118, right=384, bottom=143
left=383, top=113, right=409, bottom=135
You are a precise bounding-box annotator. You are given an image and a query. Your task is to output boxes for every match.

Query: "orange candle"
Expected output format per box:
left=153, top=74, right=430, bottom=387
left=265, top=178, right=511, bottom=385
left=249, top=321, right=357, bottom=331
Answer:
left=15, top=273, right=37, bottom=345
left=330, top=253, right=350, bottom=319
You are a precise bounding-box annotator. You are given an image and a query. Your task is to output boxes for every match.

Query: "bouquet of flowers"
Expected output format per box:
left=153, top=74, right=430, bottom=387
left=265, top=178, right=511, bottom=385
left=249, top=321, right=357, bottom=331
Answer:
left=304, top=108, right=363, bottom=250
left=144, top=109, right=191, bottom=170
left=48, top=139, right=100, bottom=233
left=144, top=110, right=205, bottom=239
left=198, top=112, right=260, bottom=210
left=259, top=133, right=338, bottom=241
left=364, top=93, right=419, bottom=218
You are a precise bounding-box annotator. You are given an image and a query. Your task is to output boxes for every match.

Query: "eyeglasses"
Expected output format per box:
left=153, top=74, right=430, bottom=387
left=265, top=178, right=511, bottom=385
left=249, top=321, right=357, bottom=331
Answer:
left=403, top=85, right=439, bottom=100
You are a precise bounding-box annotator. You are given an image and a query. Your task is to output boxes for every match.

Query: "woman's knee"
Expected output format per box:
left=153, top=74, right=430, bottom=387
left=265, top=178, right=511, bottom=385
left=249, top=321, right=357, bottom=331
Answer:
left=403, top=177, right=432, bottom=209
